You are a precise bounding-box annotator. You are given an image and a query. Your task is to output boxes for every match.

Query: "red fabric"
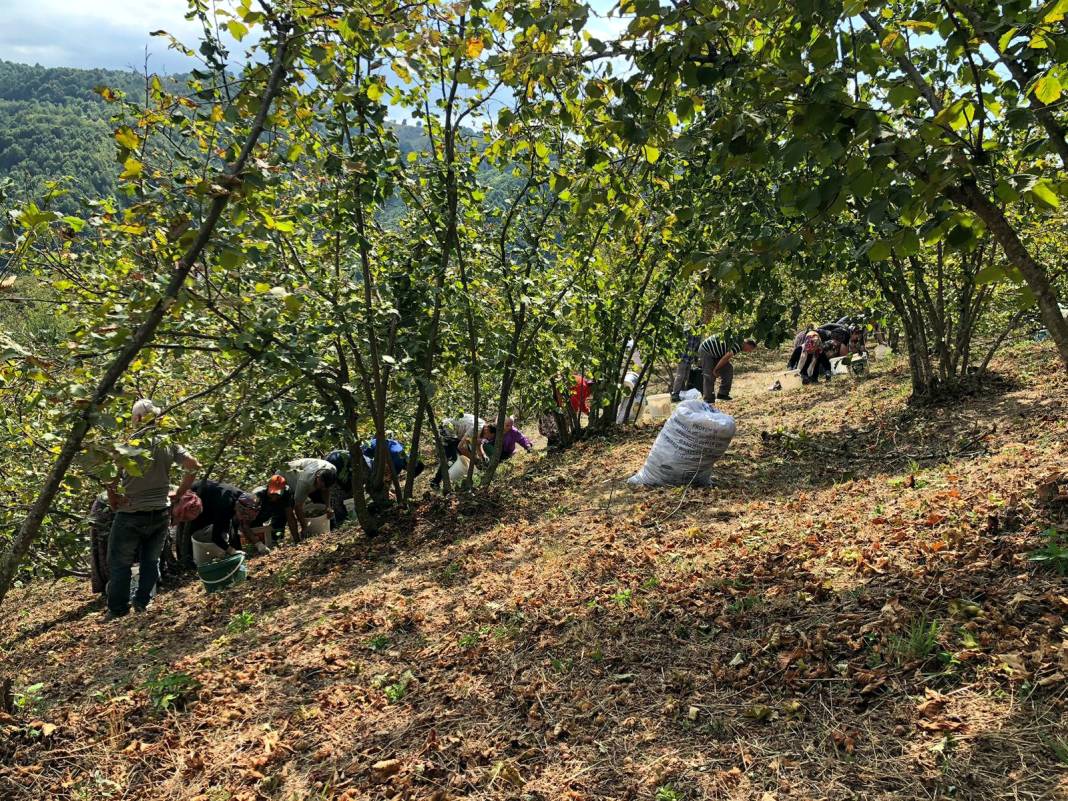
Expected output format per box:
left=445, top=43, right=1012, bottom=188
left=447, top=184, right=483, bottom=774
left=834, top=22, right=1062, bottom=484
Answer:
left=570, top=375, right=591, bottom=414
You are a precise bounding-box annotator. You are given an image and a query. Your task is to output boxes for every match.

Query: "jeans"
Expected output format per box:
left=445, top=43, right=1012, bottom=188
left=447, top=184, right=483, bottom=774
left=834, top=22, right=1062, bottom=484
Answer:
left=107, top=509, right=169, bottom=615
left=699, top=353, right=733, bottom=402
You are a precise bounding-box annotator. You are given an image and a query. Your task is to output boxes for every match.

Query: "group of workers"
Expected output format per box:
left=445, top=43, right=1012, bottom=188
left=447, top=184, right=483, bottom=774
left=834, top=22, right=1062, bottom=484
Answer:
left=785, top=319, right=866, bottom=384
left=92, top=320, right=875, bottom=620
left=93, top=399, right=534, bottom=621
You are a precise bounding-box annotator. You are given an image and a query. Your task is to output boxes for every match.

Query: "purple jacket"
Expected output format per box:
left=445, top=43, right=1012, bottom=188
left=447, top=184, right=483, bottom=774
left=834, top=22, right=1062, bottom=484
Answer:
left=499, top=427, right=533, bottom=458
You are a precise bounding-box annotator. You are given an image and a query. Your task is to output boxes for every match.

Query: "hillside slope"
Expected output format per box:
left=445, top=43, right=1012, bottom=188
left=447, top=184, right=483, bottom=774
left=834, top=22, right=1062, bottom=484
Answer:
left=1, top=344, right=1066, bottom=801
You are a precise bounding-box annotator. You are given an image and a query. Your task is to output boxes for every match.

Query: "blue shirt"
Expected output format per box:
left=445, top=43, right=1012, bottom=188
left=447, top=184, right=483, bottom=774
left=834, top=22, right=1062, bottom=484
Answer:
left=364, top=438, right=407, bottom=474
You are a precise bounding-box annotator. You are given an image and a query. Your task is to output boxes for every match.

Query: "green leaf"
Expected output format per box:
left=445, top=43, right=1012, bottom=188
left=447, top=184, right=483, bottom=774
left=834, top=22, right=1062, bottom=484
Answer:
left=642, top=144, right=660, bottom=164
left=868, top=240, right=891, bottom=261
left=534, top=141, right=550, bottom=160
left=219, top=249, right=244, bottom=269
left=946, top=224, right=974, bottom=247
left=998, top=27, right=1018, bottom=51
left=975, top=265, right=1007, bottom=285
left=994, top=179, right=1020, bottom=203
left=902, top=20, right=936, bottom=33
left=1044, top=0, right=1068, bottom=22
left=227, top=20, right=248, bottom=41
left=1028, top=179, right=1060, bottom=209
left=810, top=34, right=837, bottom=69
left=1034, top=75, right=1062, bottom=104
left=366, top=82, right=384, bottom=102
left=881, top=31, right=906, bottom=56
left=887, top=83, right=919, bottom=108
left=895, top=228, right=920, bottom=256
left=1029, top=30, right=1053, bottom=49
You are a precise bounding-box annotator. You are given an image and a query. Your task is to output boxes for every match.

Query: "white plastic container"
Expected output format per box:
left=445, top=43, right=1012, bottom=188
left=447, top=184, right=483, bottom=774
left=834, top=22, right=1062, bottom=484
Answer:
left=305, top=514, right=330, bottom=536
left=617, top=393, right=646, bottom=423
left=642, top=393, right=673, bottom=423
left=778, top=370, right=803, bottom=391
left=623, top=371, right=640, bottom=392
left=448, top=455, right=471, bottom=484
left=191, top=538, right=226, bottom=566
left=343, top=498, right=355, bottom=514
left=678, top=388, right=702, bottom=401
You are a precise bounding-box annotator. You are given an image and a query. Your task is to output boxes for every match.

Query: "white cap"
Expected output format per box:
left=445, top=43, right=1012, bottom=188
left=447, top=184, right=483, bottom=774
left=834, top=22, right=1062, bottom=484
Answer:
left=131, top=398, right=161, bottom=422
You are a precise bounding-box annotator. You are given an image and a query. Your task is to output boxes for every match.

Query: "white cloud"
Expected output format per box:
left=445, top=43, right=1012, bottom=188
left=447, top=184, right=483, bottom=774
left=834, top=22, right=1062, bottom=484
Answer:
left=1, top=0, right=246, bottom=73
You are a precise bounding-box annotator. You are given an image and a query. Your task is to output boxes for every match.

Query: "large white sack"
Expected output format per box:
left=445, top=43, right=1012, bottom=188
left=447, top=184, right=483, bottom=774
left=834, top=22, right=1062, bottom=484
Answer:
left=627, top=399, right=736, bottom=487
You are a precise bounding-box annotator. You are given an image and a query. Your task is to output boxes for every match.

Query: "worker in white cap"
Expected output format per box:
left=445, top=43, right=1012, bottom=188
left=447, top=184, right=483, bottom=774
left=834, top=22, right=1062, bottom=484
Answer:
left=131, top=398, right=162, bottom=423
left=104, top=398, right=200, bottom=620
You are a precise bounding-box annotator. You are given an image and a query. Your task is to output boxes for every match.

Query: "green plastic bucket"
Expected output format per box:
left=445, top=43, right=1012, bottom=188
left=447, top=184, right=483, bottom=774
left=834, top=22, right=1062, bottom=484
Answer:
left=198, top=552, right=247, bottom=594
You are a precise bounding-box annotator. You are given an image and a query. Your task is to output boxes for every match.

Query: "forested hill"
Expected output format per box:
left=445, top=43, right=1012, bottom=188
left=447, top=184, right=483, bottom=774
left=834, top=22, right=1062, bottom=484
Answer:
left=0, top=60, right=435, bottom=214
left=0, top=61, right=151, bottom=208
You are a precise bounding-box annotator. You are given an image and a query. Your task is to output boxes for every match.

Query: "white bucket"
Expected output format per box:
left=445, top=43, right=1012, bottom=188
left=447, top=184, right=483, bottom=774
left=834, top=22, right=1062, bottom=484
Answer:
left=830, top=356, right=853, bottom=375
left=306, top=514, right=330, bottom=536
left=777, top=370, right=803, bottom=391
left=642, top=393, right=673, bottom=423
left=191, top=537, right=226, bottom=567
left=623, top=371, right=640, bottom=392
left=448, top=455, right=471, bottom=483
left=343, top=498, right=355, bottom=514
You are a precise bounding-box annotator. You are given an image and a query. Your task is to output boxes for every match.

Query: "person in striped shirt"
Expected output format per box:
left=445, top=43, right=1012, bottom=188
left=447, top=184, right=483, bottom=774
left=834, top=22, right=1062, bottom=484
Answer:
left=697, top=334, right=757, bottom=402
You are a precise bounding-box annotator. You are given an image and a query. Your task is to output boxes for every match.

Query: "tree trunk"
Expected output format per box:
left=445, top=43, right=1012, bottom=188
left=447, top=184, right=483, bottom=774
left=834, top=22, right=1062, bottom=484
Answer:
left=945, top=180, right=1068, bottom=370
left=402, top=393, right=427, bottom=502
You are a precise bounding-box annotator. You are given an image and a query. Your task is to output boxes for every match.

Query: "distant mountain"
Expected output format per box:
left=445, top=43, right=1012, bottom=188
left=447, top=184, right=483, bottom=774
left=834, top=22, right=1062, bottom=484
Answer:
left=0, top=61, right=156, bottom=211
left=0, top=60, right=519, bottom=220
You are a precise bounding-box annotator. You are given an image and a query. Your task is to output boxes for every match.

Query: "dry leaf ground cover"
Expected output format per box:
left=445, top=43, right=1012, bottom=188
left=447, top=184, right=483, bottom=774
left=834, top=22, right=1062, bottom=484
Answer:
left=2, top=343, right=1067, bottom=801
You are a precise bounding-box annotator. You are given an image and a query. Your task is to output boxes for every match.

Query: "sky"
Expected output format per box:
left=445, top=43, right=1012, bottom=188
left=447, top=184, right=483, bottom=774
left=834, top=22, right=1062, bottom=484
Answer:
left=1, top=0, right=238, bottom=74
left=2, top=0, right=628, bottom=75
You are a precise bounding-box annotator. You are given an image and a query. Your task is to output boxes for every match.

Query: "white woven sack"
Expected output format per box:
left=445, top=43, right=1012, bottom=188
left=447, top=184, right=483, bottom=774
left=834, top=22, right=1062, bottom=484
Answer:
left=627, top=399, right=736, bottom=487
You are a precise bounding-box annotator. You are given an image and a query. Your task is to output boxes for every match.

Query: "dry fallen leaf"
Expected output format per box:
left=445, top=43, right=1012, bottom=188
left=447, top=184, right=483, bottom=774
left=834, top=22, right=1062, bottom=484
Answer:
left=487, top=759, right=523, bottom=787
left=372, top=758, right=402, bottom=780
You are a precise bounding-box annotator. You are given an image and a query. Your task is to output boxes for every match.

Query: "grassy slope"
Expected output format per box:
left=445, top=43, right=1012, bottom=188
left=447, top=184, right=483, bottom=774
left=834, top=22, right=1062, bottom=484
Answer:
left=1, top=344, right=1067, bottom=801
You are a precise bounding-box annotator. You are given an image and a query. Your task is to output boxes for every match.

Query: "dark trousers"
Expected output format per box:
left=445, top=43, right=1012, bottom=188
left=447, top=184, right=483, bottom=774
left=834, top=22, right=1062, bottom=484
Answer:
left=432, top=437, right=461, bottom=486
left=330, top=484, right=349, bottom=527
left=671, top=355, right=694, bottom=394
left=106, top=509, right=169, bottom=615
left=800, top=352, right=832, bottom=381
left=787, top=346, right=802, bottom=370
left=699, top=352, right=733, bottom=402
